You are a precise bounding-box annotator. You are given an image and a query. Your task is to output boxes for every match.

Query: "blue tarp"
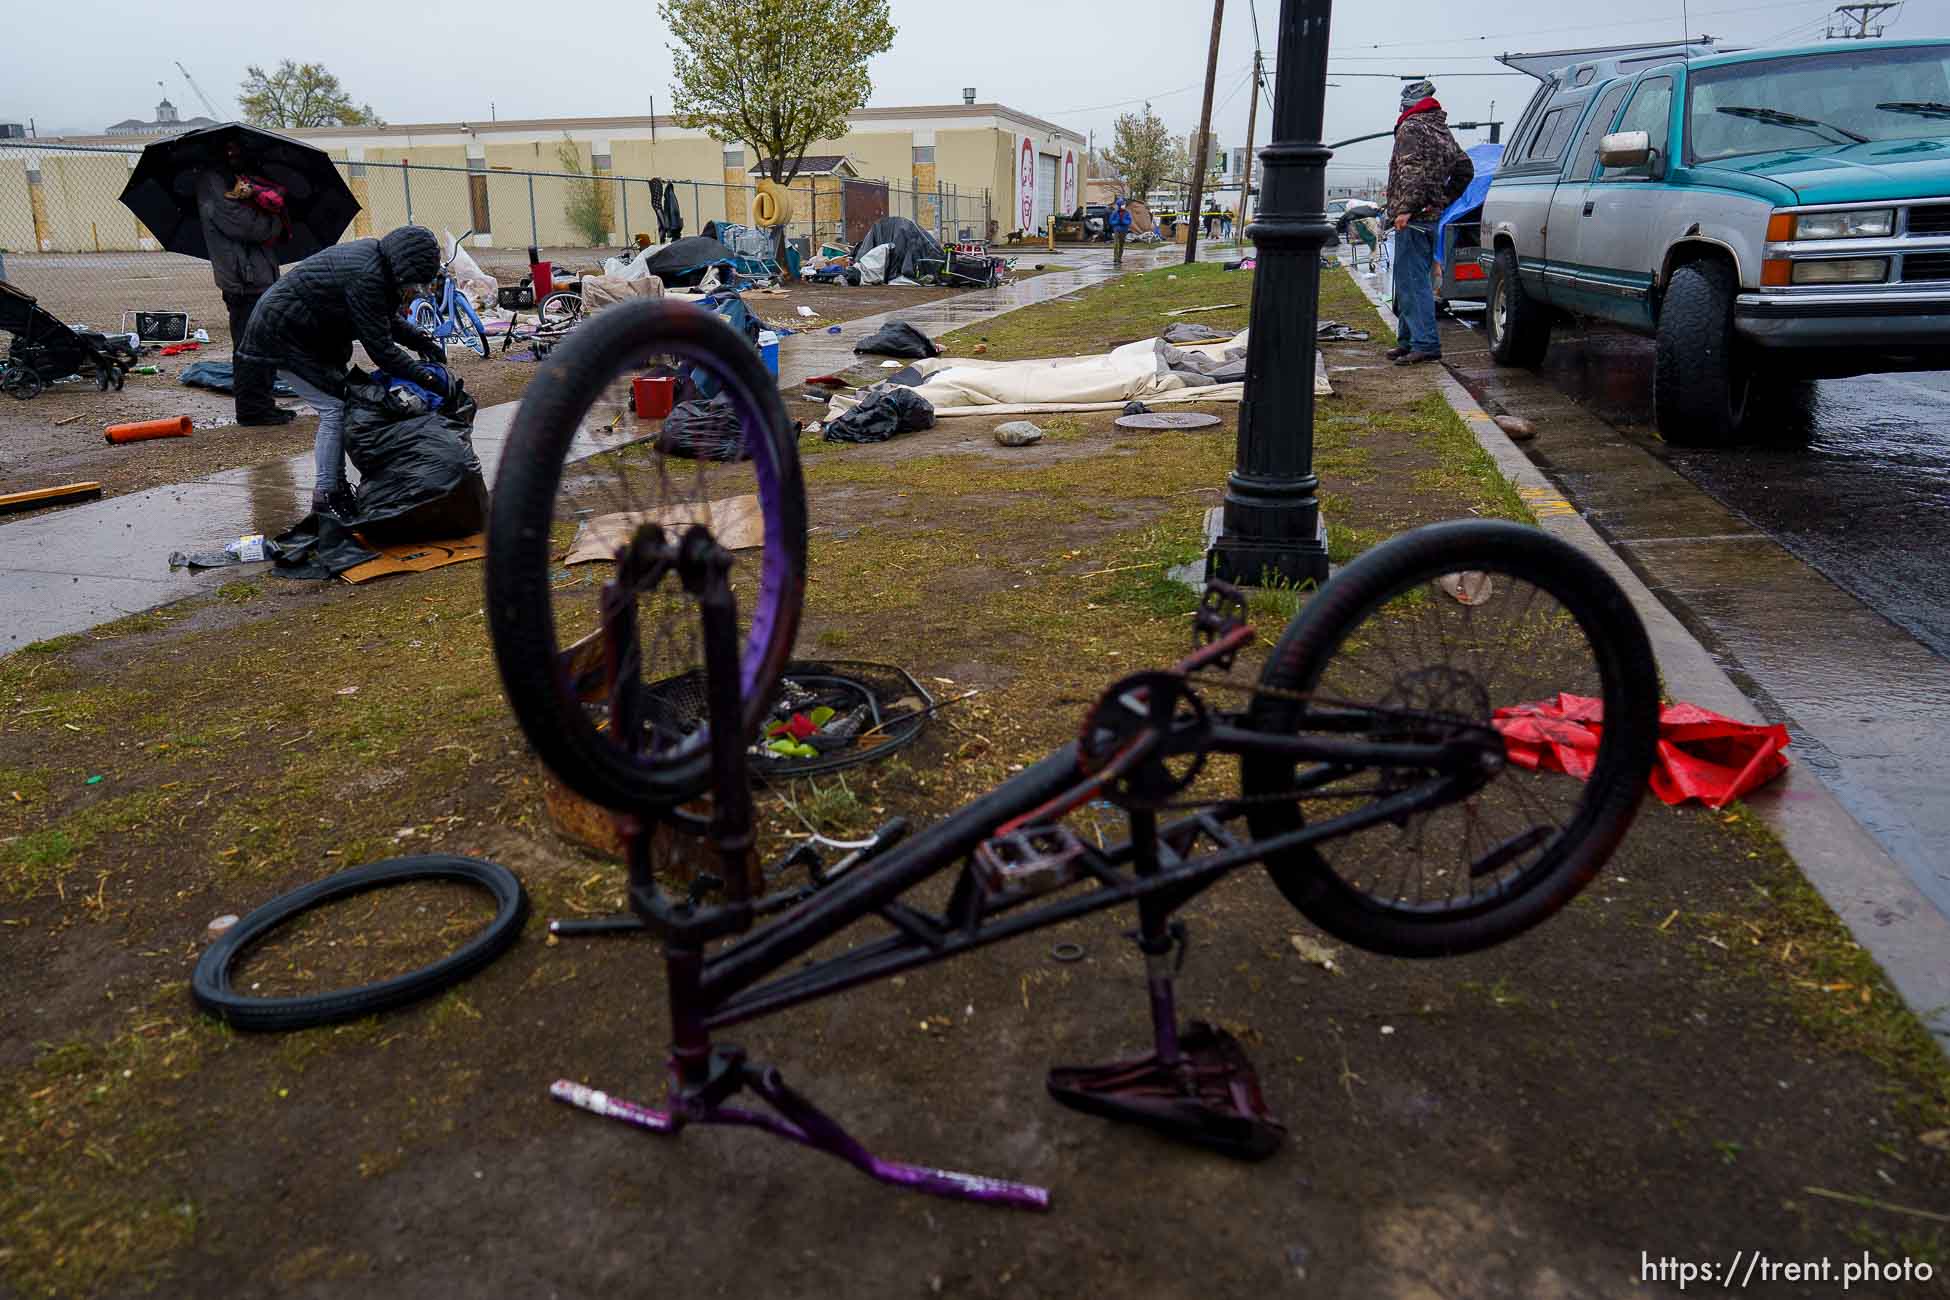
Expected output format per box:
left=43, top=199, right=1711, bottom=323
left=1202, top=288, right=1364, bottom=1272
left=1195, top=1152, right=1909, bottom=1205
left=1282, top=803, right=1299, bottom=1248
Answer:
left=1437, top=142, right=1504, bottom=251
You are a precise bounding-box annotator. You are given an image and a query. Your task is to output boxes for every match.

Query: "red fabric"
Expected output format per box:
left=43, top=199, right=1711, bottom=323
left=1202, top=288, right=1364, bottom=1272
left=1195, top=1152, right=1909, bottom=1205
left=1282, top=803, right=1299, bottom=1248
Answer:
left=768, top=713, right=818, bottom=741
left=1395, top=97, right=1442, bottom=128
left=159, top=342, right=200, bottom=355
left=1492, top=693, right=1791, bottom=810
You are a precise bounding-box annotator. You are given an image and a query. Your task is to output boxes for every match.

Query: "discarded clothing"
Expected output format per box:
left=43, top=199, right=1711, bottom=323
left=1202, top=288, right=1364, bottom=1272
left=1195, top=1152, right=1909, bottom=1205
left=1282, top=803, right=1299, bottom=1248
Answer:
left=179, top=360, right=296, bottom=397
left=659, top=395, right=751, bottom=461
left=1161, top=322, right=1229, bottom=344
left=852, top=320, right=939, bottom=359
left=1493, top=694, right=1792, bottom=809
left=823, top=385, right=935, bottom=444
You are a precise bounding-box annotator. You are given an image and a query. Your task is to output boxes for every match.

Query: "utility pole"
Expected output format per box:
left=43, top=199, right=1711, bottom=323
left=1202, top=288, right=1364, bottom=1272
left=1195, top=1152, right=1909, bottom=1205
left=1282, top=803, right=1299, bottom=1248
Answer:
left=1206, top=0, right=1335, bottom=588
left=1240, top=50, right=1262, bottom=229
left=1184, top=0, right=1226, bottom=265
left=1827, top=2, right=1896, bottom=36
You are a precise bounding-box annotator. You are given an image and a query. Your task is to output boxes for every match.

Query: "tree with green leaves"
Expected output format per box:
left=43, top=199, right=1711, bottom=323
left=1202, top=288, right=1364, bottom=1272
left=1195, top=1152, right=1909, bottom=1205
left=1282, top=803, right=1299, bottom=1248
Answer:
left=238, top=61, right=382, bottom=129
left=556, top=138, right=616, bottom=247
left=1103, top=103, right=1174, bottom=203
left=658, top=0, right=895, bottom=261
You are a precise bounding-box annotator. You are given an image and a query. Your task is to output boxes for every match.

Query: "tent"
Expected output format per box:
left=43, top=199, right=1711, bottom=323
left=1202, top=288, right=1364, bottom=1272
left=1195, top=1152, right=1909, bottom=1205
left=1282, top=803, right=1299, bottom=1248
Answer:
left=641, top=235, right=740, bottom=288
left=849, top=217, right=948, bottom=284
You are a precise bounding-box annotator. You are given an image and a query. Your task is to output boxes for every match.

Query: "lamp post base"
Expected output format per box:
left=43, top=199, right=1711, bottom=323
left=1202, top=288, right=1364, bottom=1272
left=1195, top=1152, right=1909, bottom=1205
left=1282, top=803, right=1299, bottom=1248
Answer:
left=1204, top=512, right=1331, bottom=590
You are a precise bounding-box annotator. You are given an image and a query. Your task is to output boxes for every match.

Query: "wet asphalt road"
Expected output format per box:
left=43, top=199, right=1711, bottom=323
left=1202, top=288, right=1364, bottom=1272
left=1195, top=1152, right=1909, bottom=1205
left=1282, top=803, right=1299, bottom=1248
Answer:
left=1441, top=310, right=1950, bottom=923
left=1519, top=324, right=1950, bottom=658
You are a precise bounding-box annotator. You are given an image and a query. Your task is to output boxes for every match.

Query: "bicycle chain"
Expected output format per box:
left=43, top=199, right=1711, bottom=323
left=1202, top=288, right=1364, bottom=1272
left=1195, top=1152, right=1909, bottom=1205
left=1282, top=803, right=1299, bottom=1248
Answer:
left=1085, top=665, right=1503, bottom=815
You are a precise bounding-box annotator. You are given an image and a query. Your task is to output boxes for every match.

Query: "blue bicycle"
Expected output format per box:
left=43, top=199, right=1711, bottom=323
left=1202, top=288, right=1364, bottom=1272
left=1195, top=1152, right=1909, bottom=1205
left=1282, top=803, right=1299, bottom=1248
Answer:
left=409, top=229, right=490, bottom=361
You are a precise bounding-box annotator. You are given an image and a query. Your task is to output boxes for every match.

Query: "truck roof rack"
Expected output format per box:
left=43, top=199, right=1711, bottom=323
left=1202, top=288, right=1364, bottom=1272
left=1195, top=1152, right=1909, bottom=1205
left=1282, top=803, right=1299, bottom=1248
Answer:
left=1495, top=39, right=1733, bottom=81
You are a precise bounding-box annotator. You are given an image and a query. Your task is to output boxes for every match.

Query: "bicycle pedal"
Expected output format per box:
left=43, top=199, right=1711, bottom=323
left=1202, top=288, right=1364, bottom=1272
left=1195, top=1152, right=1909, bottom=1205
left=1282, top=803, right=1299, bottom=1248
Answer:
left=972, top=825, right=1089, bottom=903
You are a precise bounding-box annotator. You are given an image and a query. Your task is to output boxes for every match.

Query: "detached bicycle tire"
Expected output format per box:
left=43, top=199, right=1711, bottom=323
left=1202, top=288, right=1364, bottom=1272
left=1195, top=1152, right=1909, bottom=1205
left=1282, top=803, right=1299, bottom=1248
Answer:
left=191, top=855, right=528, bottom=1032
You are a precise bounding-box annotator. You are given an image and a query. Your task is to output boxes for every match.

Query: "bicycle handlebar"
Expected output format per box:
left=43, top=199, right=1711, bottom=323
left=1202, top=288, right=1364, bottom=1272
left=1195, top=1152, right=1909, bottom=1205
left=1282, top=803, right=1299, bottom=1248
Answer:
left=444, top=230, right=478, bottom=267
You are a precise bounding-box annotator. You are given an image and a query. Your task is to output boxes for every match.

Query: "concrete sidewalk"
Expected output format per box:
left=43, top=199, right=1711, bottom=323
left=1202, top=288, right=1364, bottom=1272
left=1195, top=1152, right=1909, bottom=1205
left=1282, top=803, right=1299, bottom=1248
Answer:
left=0, top=248, right=1182, bottom=651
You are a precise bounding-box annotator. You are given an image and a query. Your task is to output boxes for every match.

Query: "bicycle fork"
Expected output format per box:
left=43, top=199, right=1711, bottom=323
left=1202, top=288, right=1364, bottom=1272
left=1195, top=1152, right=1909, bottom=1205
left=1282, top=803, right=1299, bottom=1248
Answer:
left=551, top=524, right=1050, bottom=1211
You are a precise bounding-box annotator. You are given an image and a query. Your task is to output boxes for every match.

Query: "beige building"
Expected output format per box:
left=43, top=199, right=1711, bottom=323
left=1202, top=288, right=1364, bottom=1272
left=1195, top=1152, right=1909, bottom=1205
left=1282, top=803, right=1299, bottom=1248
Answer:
left=2, top=102, right=1088, bottom=254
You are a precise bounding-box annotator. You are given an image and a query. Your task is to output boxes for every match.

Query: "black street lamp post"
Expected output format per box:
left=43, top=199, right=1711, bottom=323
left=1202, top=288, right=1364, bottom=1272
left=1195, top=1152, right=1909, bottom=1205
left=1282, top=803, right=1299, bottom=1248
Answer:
left=1205, top=0, right=1336, bottom=590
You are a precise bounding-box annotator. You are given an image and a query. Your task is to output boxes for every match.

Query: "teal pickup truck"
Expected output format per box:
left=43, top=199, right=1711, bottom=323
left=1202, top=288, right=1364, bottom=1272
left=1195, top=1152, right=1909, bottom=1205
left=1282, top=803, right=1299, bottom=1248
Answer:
left=1480, top=39, right=1950, bottom=444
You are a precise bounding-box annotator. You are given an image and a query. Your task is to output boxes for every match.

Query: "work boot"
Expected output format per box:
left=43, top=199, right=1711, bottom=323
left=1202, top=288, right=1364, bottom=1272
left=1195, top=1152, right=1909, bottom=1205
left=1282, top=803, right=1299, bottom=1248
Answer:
left=1385, top=345, right=1412, bottom=360
left=310, top=488, right=360, bottom=524
left=239, top=407, right=298, bottom=427
left=1394, top=351, right=1441, bottom=367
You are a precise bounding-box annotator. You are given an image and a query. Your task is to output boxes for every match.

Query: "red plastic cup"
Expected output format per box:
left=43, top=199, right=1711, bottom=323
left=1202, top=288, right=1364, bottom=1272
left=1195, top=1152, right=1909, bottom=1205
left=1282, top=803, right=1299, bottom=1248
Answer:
left=632, top=375, right=675, bottom=419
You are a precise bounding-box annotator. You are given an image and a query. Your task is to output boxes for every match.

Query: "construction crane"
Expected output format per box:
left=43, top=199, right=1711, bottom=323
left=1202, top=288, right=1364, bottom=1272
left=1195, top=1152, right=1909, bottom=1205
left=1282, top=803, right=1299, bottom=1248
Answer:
left=174, top=61, right=226, bottom=121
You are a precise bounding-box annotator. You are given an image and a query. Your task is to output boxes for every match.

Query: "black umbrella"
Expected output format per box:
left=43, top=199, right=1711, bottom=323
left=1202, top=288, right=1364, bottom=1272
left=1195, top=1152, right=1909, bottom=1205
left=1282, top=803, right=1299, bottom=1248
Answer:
left=118, top=123, right=361, bottom=265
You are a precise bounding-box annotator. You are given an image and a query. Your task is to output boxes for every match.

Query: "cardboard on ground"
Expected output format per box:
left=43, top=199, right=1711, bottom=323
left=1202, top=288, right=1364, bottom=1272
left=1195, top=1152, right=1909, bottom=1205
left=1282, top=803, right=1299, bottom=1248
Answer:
left=564, top=494, right=765, bottom=566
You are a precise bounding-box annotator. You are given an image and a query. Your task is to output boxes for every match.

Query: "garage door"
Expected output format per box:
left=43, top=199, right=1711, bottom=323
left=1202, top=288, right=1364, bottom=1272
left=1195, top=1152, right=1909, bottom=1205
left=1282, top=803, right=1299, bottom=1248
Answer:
left=1035, top=153, right=1058, bottom=230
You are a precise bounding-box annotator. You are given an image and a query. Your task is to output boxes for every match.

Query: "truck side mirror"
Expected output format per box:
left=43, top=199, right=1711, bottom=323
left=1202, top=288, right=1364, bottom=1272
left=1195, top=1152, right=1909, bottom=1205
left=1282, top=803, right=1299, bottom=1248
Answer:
left=1599, top=131, right=1652, bottom=169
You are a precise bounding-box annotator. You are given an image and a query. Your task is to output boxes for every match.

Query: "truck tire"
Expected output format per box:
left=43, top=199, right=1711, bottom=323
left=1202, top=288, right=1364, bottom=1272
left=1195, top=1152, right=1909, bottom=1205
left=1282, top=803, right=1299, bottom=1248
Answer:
left=1655, top=259, right=1751, bottom=446
left=1487, top=247, right=1549, bottom=367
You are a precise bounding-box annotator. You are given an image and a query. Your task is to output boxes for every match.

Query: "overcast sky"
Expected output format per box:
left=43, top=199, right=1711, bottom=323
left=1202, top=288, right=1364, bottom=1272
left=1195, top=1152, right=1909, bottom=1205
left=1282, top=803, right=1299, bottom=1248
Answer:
left=6, top=0, right=1947, bottom=183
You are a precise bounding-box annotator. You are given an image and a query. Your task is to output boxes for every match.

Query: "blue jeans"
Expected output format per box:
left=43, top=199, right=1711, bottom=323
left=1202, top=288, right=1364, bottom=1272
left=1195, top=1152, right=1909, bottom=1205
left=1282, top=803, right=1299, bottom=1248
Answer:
left=281, top=370, right=349, bottom=500
left=1392, top=221, right=1440, bottom=357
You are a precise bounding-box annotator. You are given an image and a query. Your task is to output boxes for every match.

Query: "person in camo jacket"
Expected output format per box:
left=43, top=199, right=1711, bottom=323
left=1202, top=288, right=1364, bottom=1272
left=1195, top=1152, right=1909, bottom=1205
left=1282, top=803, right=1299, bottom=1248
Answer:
left=1385, top=78, right=1463, bottom=366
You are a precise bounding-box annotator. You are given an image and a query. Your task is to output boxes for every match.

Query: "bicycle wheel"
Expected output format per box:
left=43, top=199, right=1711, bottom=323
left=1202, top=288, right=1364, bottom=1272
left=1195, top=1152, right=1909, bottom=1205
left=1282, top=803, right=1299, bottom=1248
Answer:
left=539, top=291, right=582, bottom=326
left=410, top=300, right=443, bottom=351
left=191, top=855, right=527, bottom=1031
left=486, top=299, right=807, bottom=810
left=1240, top=520, right=1659, bottom=957
left=456, top=301, right=490, bottom=360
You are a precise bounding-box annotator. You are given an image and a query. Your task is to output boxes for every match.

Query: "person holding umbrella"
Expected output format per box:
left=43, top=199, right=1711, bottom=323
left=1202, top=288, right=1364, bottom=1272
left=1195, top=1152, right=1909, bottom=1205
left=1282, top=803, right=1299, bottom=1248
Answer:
left=237, top=225, right=448, bottom=519
left=192, top=139, right=291, bottom=425
left=119, top=123, right=362, bottom=422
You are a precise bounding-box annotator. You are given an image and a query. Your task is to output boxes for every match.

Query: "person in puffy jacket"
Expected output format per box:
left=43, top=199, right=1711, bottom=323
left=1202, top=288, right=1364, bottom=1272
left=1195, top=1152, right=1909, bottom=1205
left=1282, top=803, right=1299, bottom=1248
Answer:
left=1385, top=79, right=1462, bottom=366
left=239, top=225, right=448, bottom=517
left=1107, top=196, right=1134, bottom=267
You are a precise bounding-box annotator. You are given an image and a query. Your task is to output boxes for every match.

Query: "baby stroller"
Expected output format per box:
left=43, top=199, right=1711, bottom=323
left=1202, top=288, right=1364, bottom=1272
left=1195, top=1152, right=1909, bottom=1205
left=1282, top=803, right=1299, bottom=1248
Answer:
left=0, top=281, right=138, bottom=400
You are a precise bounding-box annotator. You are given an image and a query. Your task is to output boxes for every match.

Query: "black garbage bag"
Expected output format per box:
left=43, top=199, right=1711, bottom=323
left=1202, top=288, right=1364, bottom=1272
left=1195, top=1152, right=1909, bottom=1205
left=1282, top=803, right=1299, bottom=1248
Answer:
left=824, top=386, right=935, bottom=444
left=851, top=320, right=939, bottom=359
left=272, top=373, right=485, bottom=578
left=270, top=511, right=381, bottom=579
left=660, top=394, right=751, bottom=461
left=345, top=403, right=487, bottom=545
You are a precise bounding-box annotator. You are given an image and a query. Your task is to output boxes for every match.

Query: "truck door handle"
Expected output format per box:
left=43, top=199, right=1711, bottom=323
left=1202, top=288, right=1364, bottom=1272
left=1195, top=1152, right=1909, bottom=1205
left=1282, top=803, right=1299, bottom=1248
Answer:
left=1582, top=200, right=1595, bottom=216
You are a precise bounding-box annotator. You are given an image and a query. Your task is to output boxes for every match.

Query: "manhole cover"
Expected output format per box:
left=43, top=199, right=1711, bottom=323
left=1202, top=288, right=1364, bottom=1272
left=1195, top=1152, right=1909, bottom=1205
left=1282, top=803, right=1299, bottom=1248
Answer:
left=1113, top=412, right=1223, bottom=430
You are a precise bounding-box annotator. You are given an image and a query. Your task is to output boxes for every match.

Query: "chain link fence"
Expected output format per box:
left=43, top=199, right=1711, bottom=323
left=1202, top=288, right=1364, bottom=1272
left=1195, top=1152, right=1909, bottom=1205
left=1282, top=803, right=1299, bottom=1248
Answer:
left=0, top=141, right=993, bottom=348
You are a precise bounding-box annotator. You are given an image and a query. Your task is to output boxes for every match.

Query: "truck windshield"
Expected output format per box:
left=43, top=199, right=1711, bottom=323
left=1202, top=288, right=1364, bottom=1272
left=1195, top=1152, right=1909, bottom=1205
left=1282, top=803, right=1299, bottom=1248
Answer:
left=1688, top=44, right=1950, bottom=161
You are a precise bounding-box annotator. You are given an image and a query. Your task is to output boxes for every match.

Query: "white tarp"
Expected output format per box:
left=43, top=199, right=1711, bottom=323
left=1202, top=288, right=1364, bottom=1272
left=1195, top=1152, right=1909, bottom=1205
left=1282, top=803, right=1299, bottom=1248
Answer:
left=824, top=330, right=1333, bottom=419
left=857, top=243, right=893, bottom=286
left=601, top=242, right=670, bottom=280
left=896, top=334, right=1247, bottom=412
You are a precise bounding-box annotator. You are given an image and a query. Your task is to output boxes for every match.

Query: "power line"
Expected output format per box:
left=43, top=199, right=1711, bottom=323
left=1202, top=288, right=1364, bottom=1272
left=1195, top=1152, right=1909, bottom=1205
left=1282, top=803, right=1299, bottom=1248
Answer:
left=1051, top=64, right=1254, bottom=117
left=1324, top=0, right=1825, bottom=51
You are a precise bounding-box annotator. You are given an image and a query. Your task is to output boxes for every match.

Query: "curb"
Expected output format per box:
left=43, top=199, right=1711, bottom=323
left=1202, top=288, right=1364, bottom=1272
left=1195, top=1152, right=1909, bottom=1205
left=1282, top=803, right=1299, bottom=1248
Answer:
left=1346, top=266, right=1950, bottom=1049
